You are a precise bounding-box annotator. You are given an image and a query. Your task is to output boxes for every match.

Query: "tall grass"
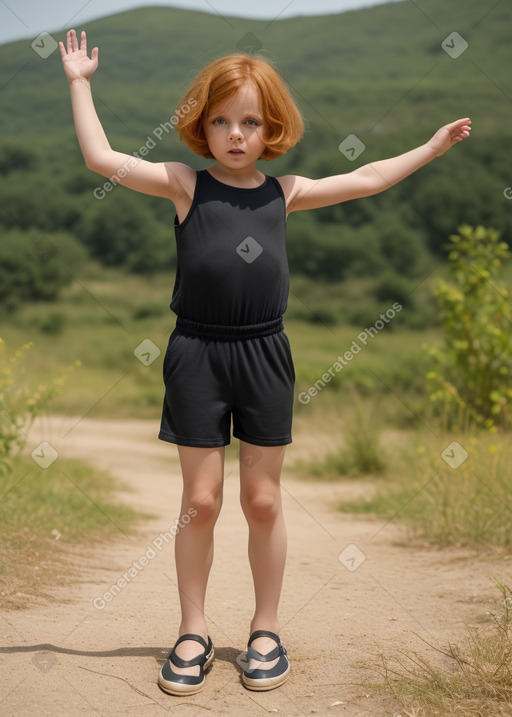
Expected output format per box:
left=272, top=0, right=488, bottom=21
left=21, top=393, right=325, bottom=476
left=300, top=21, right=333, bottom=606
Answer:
left=338, top=429, right=512, bottom=550
left=293, top=391, right=390, bottom=478
left=375, top=577, right=512, bottom=716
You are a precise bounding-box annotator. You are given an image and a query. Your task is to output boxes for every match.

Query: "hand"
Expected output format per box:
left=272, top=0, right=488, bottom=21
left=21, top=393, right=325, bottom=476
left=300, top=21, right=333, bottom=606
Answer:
left=59, top=29, right=98, bottom=84
left=428, top=117, right=472, bottom=157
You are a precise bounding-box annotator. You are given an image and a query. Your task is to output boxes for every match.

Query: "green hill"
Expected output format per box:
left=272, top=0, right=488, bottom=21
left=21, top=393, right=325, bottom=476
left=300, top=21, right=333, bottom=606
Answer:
left=1, top=1, right=510, bottom=142
left=0, top=0, right=510, bottom=297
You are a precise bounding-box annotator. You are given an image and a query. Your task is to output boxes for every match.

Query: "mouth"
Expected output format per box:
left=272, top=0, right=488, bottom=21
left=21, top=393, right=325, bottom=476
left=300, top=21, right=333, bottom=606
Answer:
left=228, top=149, right=245, bottom=155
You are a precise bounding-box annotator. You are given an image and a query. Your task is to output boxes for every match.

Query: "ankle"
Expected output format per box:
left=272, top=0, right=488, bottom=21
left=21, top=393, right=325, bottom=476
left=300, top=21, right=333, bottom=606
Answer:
left=179, top=622, right=209, bottom=640
left=250, top=620, right=280, bottom=637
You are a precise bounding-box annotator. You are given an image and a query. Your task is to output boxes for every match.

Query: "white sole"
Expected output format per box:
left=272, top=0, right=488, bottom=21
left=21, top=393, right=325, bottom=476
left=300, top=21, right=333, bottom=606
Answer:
left=242, top=662, right=290, bottom=691
left=158, top=646, right=214, bottom=696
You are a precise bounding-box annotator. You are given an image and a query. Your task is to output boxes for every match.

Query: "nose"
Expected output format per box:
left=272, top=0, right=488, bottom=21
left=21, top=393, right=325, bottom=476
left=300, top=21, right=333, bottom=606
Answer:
left=228, top=123, right=243, bottom=141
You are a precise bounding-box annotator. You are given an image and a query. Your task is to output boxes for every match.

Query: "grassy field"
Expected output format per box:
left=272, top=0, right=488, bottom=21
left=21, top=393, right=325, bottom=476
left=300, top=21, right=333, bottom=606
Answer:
left=6, top=261, right=512, bottom=551
left=0, top=263, right=440, bottom=422
left=0, top=454, right=143, bottom=609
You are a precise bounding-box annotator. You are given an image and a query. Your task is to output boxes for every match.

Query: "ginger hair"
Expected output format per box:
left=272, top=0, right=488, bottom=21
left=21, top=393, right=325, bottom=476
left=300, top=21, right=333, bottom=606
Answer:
left=174, top=54, right=304, bottom=160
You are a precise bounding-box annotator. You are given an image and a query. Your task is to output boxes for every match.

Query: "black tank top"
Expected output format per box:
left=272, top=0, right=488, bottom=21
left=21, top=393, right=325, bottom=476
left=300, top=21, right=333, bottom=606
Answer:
left=170, top=170, right=289, bottom=326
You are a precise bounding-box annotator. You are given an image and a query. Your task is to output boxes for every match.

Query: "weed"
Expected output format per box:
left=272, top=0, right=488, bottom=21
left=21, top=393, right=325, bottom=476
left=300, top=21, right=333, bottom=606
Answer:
left=375, top=577, right=512, bottom=716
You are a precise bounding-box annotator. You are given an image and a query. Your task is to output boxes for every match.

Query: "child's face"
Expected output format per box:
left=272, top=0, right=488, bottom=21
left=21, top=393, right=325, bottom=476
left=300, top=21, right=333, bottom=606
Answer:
left=204, top=82, right=266, bottom=168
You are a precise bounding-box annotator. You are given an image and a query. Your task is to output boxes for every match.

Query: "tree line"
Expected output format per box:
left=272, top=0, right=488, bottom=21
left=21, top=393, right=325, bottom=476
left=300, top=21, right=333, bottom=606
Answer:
left=0, top=132, right=510, bottom=310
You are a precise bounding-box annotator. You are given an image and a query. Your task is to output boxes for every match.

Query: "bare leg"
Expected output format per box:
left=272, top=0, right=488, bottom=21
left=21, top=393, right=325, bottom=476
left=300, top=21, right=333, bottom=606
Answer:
left=239, top=441, right=287, bottom=669
left=172, top=445, right=224, bottom=676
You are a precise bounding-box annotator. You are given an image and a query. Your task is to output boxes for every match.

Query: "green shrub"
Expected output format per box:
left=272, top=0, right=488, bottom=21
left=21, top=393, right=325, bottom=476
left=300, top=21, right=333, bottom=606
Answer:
left=38, top=311, right=66, bottom=335
left=294, top=392, right=388, bottom=478
left=132, top=301, right=168, bottom=320
left=374, top=272, right=415, bottom=309
left=296, top=302, right=339, bottom=326
left=425, top=225, right=512, bottom=430
left=0, top=229, right=87, bottom=310
left=0, top=338, right=78, bottom=473
left=377, top=219, right=427, bottom=277
left=75, top=192, right=174, bottom=273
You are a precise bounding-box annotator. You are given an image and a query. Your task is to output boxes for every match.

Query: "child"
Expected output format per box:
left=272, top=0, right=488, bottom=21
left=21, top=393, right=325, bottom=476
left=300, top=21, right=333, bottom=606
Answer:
left=60, top=28, right=471, bottom=696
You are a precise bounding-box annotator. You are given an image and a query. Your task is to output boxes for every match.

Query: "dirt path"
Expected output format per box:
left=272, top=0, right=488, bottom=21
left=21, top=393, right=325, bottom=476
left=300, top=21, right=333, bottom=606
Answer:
left=1, top=416, right=507, bottom=716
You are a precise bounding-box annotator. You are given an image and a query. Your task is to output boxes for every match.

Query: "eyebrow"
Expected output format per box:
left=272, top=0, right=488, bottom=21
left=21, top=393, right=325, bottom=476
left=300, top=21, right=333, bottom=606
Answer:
left=208, top=110, right=263, bottom=121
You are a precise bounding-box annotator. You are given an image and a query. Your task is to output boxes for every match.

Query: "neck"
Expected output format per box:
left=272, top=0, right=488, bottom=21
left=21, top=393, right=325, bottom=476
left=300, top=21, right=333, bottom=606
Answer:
left=207, top=163, right=265, bottom=188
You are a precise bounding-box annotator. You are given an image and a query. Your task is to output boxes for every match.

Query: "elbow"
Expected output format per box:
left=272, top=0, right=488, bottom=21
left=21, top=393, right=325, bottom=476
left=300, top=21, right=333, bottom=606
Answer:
left=81, top=148, right=114, bottom=176
left=85, top=157, right=114, bottom=182
left=85, top=156, right=104, bottom=173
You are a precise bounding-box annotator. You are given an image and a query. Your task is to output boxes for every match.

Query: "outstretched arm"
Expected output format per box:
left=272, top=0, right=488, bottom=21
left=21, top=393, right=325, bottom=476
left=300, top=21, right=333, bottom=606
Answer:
left=59, top=29, right=188, bottom=200
left=282, top=118, right=472, bottom=213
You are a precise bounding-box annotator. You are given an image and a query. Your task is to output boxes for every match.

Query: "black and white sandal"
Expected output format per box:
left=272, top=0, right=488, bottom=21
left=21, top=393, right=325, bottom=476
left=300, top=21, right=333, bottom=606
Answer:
left=158, top=633, right=214, bottom=696
left=242, top=630, right=290, bottom=691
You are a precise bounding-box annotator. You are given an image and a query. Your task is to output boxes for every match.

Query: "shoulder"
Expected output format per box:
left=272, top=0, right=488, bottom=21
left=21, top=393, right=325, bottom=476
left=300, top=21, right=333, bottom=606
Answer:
left=164, top=161, right=197, bottom=188
left=163, top=162, right=198, bottom=201
left=276, top=174, right=313, bottom=214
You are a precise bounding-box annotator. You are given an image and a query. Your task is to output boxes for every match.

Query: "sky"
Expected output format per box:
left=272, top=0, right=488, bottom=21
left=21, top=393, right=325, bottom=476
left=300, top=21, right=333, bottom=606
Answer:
left=0, top=0, right=402, bottom=46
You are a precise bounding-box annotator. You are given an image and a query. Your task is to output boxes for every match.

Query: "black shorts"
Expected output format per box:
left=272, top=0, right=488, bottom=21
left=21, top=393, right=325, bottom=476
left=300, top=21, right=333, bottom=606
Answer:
left=158, top=318, right=295, bottom=448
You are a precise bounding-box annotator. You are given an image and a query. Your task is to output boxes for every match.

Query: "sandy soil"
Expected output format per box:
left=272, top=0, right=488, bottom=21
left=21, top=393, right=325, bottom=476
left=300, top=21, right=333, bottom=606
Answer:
left=1, top=415, right=508, bottom=716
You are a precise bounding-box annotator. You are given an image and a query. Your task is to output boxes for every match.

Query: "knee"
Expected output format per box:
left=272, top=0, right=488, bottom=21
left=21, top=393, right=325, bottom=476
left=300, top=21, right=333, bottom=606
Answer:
left=241, top=491, right=280, bottom=524
left=185, top=490, right=222, bottom=526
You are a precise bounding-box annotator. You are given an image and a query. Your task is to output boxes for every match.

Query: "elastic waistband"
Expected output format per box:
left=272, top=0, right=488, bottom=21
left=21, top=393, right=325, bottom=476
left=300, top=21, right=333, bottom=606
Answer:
left=176, top=316, right=284, bottom=341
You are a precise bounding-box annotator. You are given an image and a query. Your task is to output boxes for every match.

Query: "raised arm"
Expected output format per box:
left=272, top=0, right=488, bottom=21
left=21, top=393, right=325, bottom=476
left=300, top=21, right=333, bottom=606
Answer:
left=59, top=29, right=190, bottom=201
left=281, top=118, right=472, bottom=213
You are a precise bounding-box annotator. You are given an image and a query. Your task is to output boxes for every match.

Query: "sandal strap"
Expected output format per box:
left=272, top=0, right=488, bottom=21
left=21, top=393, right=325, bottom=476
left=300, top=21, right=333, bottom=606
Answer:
left=170, top=633, right=210, bottom=669
left=248, top=629, right=281, bottom=644
left=247, top=630, right=286, bottom=663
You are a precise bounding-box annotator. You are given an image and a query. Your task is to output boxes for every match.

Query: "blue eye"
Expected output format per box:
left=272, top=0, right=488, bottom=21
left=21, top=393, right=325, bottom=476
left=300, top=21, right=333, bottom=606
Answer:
left=213, top=118, right=226, bottom=125
left=246, top=119, right=260, bottom=126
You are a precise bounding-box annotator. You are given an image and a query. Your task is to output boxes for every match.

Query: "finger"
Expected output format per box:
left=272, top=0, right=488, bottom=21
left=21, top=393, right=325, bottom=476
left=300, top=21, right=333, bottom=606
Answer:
left=68, top=28, right=77, bottom=53
left=81, top=30, right=87, bottom=54
left=449, top=118, right=470, bottom=130
left=91, top=47, right=99, bottom=65
left=455, top=128, right=471, bottom=141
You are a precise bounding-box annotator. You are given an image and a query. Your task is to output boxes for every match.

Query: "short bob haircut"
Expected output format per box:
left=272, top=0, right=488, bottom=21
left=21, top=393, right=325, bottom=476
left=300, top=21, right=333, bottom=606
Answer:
left=174, top=54, right=304, bottom=160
